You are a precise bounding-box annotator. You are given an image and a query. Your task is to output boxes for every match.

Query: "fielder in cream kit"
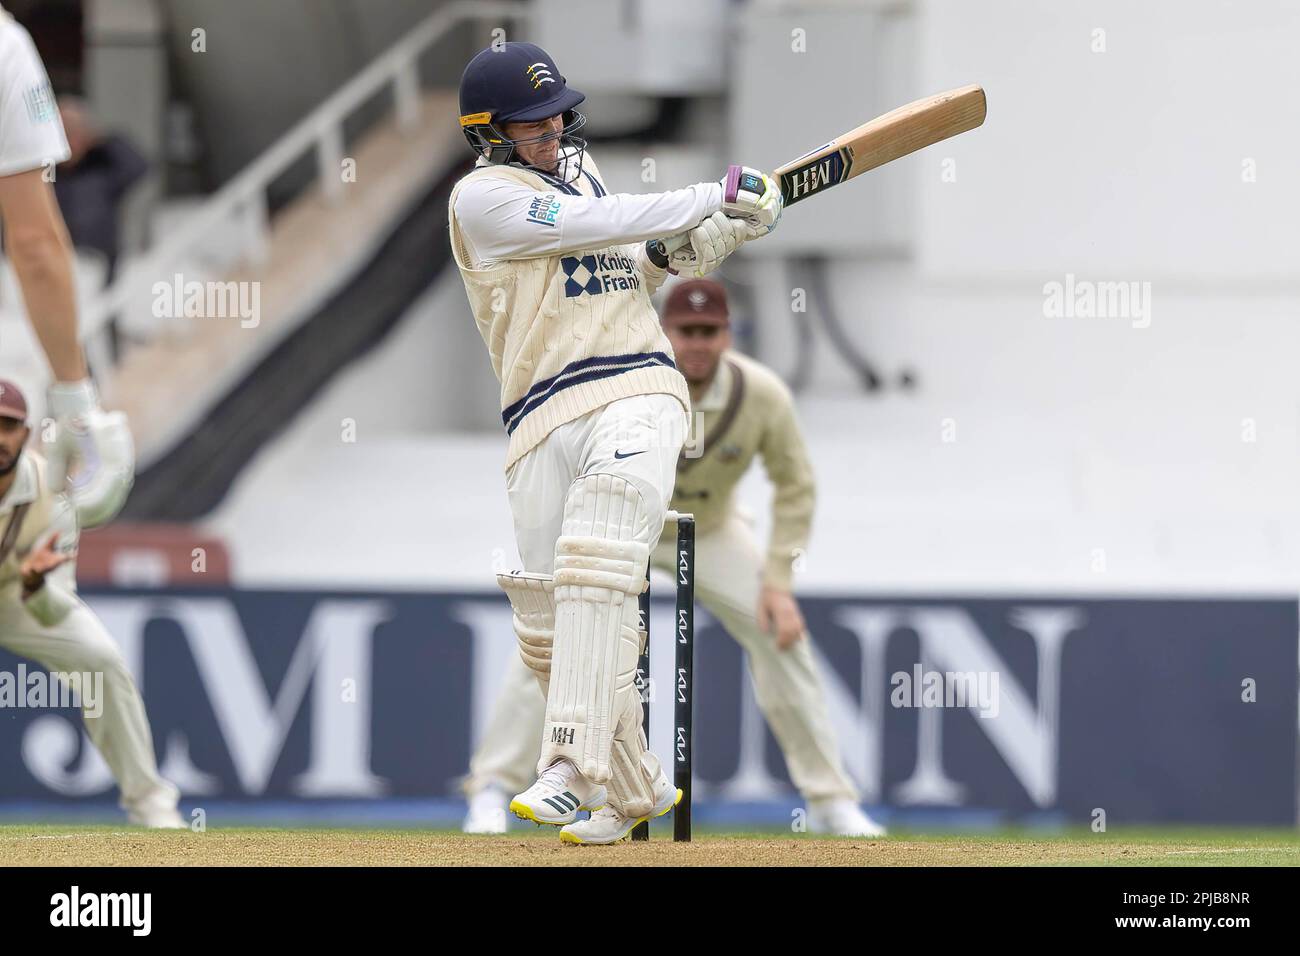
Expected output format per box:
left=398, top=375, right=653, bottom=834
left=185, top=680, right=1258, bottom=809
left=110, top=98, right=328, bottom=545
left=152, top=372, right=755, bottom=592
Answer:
left=0, top=383, right=181, bottom=827
left=464, top=280, right=885, bottom=838
left=450, top=41, right=781, bottom=844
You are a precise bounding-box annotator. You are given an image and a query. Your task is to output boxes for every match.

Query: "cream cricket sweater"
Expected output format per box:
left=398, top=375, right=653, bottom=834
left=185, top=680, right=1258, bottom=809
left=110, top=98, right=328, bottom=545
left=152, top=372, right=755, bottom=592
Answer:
left=449, top=153, right=721, bottom=469
left=0, top=453, right=81, bottom=626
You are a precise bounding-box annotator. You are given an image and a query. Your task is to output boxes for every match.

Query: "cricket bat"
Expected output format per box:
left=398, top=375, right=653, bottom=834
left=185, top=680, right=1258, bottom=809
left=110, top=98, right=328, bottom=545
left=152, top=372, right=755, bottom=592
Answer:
left=775, top=85, right=987, bottom=206
left=658, top=86, right=984, bottom=270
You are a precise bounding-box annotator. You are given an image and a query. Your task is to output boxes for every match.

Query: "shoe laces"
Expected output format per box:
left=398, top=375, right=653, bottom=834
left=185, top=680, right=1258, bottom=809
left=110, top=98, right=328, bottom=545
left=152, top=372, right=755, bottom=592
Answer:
left=537, top=760, right=574, bottom=790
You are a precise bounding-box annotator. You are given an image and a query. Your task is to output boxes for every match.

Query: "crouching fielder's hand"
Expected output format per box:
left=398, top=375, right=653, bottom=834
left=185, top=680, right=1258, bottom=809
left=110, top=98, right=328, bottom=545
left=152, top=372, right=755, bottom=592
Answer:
left=20, top=531, right=75, bottom=597
left=45, top=380, right=135, bottom=529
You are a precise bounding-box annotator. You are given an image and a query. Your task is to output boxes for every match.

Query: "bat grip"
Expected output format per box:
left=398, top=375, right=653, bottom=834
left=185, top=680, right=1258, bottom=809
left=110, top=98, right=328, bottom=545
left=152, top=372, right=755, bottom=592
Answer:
left=723, top=164, right=742, bottom=204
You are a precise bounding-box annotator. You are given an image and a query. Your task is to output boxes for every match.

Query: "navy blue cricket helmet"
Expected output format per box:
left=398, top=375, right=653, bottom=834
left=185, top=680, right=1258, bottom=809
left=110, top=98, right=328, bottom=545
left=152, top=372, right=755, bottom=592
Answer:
left=458, top=41, right=587, bottom=181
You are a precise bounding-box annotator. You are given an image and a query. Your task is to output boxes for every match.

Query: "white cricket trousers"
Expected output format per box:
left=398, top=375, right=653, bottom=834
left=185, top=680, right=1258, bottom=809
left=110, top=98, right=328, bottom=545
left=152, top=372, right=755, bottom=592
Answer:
left=0, top=595, right=178, bottom=813
left=504, top=393, right=685, bottom=777
left=504, top=393, right=685, bottom=573
left=470, top=455, right=860, bottom=802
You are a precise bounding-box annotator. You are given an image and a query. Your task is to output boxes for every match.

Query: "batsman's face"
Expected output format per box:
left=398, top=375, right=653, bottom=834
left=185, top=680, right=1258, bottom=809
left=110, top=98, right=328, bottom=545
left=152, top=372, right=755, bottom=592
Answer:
left=0, top=418, right=29, bottom=476
left=503, top=115, right=563, bottom=172
left=666, top=322, right=731, bottom=387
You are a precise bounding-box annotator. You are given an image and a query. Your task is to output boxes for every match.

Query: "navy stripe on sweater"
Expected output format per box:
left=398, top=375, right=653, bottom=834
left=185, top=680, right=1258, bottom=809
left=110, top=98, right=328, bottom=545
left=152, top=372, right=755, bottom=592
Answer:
left=502, top=351, right=676, bottom=435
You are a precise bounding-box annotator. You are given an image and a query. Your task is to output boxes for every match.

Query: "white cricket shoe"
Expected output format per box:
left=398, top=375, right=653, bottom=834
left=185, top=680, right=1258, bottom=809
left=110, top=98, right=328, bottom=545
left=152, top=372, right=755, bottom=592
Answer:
left=509, top=759, right=607, bottom=827
left=807, top=798, right=887, bottom=837
left=126, top=791, right=186, bottom=830
left=462, top=784, right=509, bottom=834
left=559, top=776, right=681, bottom=845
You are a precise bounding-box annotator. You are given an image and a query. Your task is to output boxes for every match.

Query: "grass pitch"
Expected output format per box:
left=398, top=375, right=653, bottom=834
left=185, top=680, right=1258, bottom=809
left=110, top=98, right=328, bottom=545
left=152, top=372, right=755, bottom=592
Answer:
left=1, top=825, right=1298, bottom=866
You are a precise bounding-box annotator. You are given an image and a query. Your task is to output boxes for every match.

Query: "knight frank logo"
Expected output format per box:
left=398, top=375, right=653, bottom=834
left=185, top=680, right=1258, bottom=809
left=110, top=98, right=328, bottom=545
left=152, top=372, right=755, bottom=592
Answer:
left=560, top=253, right=642, bottom=297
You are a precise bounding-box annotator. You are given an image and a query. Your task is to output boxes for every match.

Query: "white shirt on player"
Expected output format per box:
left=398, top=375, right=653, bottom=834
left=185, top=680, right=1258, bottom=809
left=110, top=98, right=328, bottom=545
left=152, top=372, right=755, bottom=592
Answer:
left=453, top=148, right=720, bottom=267
left=0, top=7, right=71, bottom=177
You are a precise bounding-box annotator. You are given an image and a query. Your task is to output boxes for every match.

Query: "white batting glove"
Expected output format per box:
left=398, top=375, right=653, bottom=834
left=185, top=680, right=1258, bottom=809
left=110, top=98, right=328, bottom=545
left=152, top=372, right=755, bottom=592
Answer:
left=45, top=379, right=136, bottom=528
left=719, top=165, right=783, bottom=236
left=668, top=211, right=749, bottom=277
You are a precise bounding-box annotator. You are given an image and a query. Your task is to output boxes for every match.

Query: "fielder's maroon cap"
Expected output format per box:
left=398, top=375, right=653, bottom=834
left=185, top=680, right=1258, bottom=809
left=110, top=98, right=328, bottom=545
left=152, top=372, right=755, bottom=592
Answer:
left=662, top=279, right=730, bottom=326
left=0, top=381, right=27, bottom=423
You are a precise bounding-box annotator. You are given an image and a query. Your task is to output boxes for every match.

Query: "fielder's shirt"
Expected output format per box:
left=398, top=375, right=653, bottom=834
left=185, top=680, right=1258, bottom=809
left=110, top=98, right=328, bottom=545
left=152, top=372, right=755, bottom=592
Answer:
left=0, top=8, right=71, bottom=177
left=0, top=452, right=80, bottom=626
left=671, top=349, right=815, bottom=591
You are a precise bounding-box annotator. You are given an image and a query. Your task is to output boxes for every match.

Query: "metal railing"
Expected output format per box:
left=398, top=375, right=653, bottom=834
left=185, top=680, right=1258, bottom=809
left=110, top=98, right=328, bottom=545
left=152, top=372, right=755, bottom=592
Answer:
left=81, top=0, right=529, bottom=379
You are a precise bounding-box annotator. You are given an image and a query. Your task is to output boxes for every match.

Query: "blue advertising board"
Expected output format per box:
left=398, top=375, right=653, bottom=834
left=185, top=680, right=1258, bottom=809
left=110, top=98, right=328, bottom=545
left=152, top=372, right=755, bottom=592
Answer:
left=0, top=589, right=1292, bottom=825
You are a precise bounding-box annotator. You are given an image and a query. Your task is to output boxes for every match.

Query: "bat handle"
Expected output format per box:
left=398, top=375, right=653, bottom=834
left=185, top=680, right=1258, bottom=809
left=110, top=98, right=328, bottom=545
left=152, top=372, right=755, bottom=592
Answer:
left=722, top=164, right=742, bottom=203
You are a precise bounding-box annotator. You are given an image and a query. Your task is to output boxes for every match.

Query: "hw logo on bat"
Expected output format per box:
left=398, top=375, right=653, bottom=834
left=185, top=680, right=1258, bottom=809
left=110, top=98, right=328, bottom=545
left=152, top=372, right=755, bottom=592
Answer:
left=780, top=148, right=850, bottom=203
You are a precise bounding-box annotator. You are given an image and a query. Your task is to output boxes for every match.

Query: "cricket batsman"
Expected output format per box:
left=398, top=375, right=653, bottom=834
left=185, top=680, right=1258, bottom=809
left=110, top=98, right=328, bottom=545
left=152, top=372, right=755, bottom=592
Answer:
left=0, top=6, right=134, bottom=529
left=0, top=380, right=181, bottom=827
left=464, top=279, right=885, bottom=838
left=450, top=41, right=780, bottom=844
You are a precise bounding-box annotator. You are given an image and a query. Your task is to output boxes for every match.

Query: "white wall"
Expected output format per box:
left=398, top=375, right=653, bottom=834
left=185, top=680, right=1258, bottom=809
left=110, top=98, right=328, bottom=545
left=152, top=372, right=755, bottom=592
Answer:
left=729, top=0, right=1300, bottom=277
left=917, top=0, right=1300, bottom=281
left=536, top=0, right=730, bottom=96
left=208, top=270, right=1300, bottom=595
left=731, top=2, right=921, bottom=255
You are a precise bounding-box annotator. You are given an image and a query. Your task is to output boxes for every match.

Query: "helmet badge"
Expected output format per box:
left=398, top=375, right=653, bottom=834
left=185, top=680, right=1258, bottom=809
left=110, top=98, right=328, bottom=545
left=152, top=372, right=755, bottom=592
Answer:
left=526, top=62, right=555, bottom=90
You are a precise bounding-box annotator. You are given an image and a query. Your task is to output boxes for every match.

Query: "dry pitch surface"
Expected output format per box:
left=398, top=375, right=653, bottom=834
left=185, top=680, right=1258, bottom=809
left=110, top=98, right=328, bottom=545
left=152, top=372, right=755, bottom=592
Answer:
left=2, top=825, right=1298, bottom=866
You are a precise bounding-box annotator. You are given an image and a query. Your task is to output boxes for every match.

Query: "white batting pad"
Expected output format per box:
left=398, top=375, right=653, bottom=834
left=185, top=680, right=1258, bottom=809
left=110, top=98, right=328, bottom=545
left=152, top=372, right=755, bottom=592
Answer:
left=606, top=691, right=663, bottom=818
left=543, top=473, right=653, bottom=783
left=496, top=571, right=556, bottom=690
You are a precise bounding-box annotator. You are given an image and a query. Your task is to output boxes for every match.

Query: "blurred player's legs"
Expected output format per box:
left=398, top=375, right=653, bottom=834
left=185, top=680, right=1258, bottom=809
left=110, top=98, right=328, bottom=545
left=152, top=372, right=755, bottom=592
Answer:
left=462, top=653, right=542, bottom=833
left=651, top=508, right=883, bottom=836
left=505, top=394, right=683, bottom=837
left=0, top=601, right=182, bottom=828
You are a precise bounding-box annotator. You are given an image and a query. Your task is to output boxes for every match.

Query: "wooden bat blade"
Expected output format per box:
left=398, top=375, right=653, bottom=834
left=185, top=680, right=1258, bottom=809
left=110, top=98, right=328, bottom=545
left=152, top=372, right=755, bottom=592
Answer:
left=776, top=85, right=987, bottom=206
